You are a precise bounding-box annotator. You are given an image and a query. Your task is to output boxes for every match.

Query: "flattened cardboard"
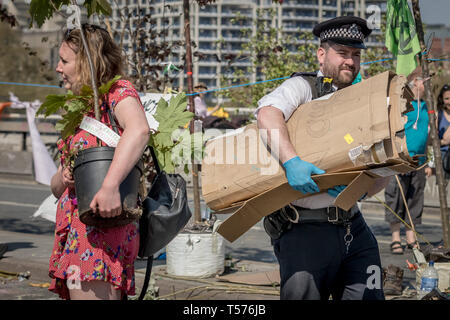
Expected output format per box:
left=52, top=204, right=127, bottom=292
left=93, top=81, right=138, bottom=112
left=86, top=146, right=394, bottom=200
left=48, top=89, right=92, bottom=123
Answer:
left=202, top=72, right=413, bottom=211
left=387, top=74, right=415, bottom=161
left=202, top=71, right=418, bottom=242
left=334, top=172, right=375, bottom=210
left=216, top=170, right=366, bottom=243
left=216, top=162, right=416, bottom=243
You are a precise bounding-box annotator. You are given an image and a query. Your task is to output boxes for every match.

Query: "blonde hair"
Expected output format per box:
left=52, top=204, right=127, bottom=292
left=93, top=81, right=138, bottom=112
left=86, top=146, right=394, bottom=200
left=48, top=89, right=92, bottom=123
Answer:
left=63, top=24, right=125, bottom=95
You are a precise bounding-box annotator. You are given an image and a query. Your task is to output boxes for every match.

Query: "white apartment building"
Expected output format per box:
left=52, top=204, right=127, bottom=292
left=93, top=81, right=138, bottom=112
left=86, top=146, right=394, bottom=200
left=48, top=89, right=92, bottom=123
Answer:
left=6, top=0, right=387, bottom=90
left=109, top=0, right=387, bottom=90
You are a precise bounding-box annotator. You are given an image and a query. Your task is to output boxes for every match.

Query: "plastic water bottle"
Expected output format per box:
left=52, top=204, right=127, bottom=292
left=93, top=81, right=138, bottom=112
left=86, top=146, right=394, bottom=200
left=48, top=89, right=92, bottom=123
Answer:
left=418, top=261, right=439, bottom=299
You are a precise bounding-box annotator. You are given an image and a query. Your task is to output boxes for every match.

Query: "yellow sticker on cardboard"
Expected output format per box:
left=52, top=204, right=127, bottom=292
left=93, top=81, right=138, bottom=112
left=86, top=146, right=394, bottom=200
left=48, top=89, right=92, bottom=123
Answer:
left=344, top=133, right=354, bottom=145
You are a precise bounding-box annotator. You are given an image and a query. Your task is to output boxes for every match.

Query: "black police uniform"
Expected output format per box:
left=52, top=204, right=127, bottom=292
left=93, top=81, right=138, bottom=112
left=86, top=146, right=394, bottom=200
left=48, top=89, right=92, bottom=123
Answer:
left=263, top=16, right=385, bottom=300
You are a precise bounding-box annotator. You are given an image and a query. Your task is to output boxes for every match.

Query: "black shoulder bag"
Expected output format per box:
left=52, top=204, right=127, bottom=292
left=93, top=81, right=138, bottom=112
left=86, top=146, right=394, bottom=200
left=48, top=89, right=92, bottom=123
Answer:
left=137, top=147, right=192, bottom=300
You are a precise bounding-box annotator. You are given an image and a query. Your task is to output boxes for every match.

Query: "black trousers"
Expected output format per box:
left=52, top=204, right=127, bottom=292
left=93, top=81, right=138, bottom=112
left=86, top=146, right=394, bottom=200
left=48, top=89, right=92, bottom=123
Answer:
left=273, top=212, right=385, bottom=300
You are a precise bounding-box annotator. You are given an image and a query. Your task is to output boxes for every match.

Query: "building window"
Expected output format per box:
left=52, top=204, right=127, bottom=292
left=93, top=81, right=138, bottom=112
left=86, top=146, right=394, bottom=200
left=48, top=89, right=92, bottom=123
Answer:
left=199, top=17, right=217, bottom=25
left=295, top=9, right=316, bottom=17
left=199, top=66, right=216, bottom=75
left=199, top=42, right=215, bottom=50
left=199, top=5, right=217, bottom=13
left=323, top=0, right=336, bottom=6
left=199, top=29, right=217, bottom=38
left=322, top=10, right=336, bottom=18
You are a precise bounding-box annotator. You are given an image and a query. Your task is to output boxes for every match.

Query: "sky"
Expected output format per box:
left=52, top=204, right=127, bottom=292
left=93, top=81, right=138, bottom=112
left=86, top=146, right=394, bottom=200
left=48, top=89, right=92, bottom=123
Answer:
left=417, top=0, right=450, bottom=27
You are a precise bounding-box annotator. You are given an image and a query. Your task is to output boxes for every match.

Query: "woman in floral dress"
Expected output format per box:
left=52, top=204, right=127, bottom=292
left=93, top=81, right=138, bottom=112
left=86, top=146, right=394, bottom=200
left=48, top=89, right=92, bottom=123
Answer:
left=49, top=24, right=150, bottom=300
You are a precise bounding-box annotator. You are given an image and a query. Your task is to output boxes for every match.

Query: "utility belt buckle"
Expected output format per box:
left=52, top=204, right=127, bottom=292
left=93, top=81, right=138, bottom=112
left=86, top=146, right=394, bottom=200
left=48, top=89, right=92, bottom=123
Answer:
left=327, top=206, right=340, bottom=224
left=284, top=204, right=300, bottom=223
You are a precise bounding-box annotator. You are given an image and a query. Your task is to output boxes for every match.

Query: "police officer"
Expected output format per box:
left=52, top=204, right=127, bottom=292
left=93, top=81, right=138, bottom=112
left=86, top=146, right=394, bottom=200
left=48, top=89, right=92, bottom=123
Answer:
left=257, top=16, right=389, bottom=300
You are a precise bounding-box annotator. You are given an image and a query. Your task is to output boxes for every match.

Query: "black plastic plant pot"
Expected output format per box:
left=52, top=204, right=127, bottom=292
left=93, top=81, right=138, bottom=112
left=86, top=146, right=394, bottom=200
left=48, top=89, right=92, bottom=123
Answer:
left=73, top=146, right=144, bottom=228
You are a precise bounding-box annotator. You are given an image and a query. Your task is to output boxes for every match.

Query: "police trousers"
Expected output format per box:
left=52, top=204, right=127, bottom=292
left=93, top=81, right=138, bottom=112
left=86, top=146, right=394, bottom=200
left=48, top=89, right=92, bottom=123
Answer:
left=273, top=211, right=385, bottom=300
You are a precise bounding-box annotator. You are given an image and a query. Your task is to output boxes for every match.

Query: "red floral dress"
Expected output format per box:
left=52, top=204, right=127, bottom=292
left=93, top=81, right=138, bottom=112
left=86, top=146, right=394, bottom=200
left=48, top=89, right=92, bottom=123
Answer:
left=48, top=80, right=143, bottom=299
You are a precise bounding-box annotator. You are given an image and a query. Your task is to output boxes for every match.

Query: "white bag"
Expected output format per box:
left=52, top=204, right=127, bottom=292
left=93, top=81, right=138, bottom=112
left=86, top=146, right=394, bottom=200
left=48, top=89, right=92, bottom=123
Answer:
left=32, top=194, right=58, bottom=223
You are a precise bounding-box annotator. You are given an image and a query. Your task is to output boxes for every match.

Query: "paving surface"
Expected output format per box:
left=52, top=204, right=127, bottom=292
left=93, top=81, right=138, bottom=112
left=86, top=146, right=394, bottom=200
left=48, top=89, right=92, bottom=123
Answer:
left=0, top=173, right=447, bottom=301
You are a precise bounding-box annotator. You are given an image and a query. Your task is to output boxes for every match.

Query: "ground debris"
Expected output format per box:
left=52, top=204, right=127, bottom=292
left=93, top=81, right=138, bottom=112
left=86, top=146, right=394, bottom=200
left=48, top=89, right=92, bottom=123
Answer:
left=0, top=270, right=31, bottom=281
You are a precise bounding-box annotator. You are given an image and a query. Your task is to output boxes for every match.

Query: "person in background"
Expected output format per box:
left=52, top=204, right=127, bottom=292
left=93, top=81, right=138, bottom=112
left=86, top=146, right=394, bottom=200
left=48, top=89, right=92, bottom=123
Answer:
left=437, top=84, right=450, bottom=181
left=384, top=69, right=429, bottom=255
left=193, top=83, right=220, bottom=118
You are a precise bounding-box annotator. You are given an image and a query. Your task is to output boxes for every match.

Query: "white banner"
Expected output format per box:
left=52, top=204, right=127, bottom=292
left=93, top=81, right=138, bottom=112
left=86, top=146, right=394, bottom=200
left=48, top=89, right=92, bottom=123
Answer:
left=9, top=93, right=57, bottom=186
left=79, top=116, right=121, bottom=147
left=139, top=93, right=174, bottom=131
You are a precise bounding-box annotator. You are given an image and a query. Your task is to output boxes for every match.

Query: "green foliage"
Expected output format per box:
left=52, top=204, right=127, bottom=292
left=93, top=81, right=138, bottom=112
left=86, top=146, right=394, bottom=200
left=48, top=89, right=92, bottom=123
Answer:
left=28, top=0, right=112, bottom=28
left=37, top=75, right=121, bottom=139
left=84, top=0, right=112, bottom=17
left=171, top=130, right=205, bottom=175
left=28, top=0, right=55, bottom=28
left=218, top=8, right=318, bottom=108
left=148, top=93, right=194, bottom=173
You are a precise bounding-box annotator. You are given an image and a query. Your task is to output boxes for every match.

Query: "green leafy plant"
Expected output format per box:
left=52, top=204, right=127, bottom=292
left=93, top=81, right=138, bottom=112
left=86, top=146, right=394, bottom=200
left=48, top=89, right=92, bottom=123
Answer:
left=148, top=93, right=195, bottom=173
left=171, top=130, right=206, bottom=175
left=57, top=139, right=85, bottom=175
left=28, top=0, right=112, bottom=28
left=37, top=75, right=121, bottom=139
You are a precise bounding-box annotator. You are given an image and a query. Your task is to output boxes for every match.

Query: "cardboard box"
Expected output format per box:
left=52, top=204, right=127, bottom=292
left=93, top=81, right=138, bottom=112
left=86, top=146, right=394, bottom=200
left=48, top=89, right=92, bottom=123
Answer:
left=201, top=71, right=417, bottom=242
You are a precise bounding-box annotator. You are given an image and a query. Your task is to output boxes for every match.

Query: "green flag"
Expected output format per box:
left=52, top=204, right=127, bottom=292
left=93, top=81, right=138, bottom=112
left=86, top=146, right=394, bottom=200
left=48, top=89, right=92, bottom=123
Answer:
left=385, top=0, right=421, bottom=76
left=163, top=62, right=180, bottom=75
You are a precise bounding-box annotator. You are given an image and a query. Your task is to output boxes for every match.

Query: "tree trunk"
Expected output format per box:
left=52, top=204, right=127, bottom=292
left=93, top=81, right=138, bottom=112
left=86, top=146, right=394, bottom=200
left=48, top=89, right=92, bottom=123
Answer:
left=411, top=0, right=450, bottom=248
left=183, top=0, right=202, bottom=223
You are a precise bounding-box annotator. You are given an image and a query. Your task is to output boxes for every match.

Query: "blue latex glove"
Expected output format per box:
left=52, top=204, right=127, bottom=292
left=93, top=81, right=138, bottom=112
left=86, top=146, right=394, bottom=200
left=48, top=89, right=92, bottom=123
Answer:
left=327, top=185, right=368, bottom=201
left=327, top=185, right=347, bottom=198
left=282, top=156, right=325, bottom=194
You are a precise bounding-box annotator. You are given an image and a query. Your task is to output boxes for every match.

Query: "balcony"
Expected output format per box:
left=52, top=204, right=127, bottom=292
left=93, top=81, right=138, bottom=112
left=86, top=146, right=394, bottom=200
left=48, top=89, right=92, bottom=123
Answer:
left=322, top=0, right=337, bottom=7
left=282, top=0, right=319, bottom=7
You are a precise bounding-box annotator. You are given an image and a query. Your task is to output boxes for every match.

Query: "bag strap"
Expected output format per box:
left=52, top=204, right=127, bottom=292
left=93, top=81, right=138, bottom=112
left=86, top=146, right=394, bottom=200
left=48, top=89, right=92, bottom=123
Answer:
left=107, top=108, right=120, bottom=135
left=138, top=141, right=159, bottom=300
left=149, top=146, right=161, bottom=174
left=138, top=255, right=154, bottom=300
left=136, top=147, right=160, bottom=299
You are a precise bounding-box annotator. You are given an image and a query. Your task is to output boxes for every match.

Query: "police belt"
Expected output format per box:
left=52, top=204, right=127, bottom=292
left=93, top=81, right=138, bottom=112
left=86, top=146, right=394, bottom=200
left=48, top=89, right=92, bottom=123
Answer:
left=263, top=204, right=360, bottom=240
left=282, top=205, right=358, bottom=224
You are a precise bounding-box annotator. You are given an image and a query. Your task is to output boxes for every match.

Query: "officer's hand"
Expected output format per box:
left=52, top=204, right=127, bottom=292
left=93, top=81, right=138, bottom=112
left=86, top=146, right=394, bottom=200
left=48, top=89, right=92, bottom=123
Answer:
left=282, top=156, right=325, bottom=194
left=327, top=185, right=367, bottom=201
left=327, top=185, right=347, bottom=198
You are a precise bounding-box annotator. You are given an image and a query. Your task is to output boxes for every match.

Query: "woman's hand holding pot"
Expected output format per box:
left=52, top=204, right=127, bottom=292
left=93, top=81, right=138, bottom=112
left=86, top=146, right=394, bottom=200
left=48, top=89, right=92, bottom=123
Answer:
left=89, top=184, right=122, bottom=218
left=61, top=166, right=75, bottom=188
